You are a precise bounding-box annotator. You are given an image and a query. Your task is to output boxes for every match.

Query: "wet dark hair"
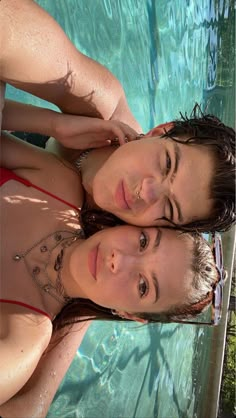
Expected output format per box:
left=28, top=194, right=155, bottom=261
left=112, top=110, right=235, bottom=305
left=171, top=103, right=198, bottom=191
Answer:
left=53, top=225, right=218, bottom=331
left=161, top=104, right=235, bottom=233
left=80, top=208, right=124, bottom=237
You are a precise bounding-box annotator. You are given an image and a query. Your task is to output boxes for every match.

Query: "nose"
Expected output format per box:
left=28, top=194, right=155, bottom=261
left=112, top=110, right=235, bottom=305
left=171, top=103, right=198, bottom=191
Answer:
left=141, top=177, right=168, bottom=204
left=109, top=249, right=123, bottom=274
left=108, top=249, right=135, bottom=274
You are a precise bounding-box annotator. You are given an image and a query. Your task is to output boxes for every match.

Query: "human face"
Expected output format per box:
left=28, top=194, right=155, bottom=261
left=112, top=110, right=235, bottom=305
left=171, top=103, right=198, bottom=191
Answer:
left=69, top=226, right=192, bottom=318
left=92, top=137, right=214, bottom=227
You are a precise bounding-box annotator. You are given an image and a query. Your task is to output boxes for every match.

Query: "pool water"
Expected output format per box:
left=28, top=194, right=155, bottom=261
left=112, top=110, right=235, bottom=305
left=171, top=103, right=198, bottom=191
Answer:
left=6, top=1, right=235, bottom=417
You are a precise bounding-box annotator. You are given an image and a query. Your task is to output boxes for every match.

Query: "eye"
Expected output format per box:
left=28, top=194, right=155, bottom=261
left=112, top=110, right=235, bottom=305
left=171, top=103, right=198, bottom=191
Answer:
left=138, top=275, right=149, bottom=298
left=166, top=151, right=171, bottom=176
left=139, top=231, right=148, bottom=251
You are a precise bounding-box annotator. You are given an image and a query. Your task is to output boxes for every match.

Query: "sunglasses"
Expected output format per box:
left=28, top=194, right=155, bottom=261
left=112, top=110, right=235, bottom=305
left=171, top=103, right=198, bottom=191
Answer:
left=173, top=232, right=225, bottom=326
left=210, top=232, right=226, bottom=325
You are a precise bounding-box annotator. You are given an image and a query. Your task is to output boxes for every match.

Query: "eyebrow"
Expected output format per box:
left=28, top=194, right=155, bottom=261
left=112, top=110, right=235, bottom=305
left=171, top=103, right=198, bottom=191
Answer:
left=153, top=228, right=162, bottom=251
left=152, top=228, right=162, bottom=303
left=172, top=142, right=181, bottom=180
left=152, top=273, right=160, bottom=304
left=173, top=196, right=183, bottom=223
left=171, top=143, right=183, bottom=223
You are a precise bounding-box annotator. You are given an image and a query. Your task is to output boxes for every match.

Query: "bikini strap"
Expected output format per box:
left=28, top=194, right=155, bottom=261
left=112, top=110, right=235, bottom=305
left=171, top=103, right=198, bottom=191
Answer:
left=0, top=299, right=52, bottom=320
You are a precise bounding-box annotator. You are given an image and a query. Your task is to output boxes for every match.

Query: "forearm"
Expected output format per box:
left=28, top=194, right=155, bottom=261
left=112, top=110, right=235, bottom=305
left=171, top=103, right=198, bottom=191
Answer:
left=0, top=321, right=91, bottom=418
left=0, top=0, right=141, bottom=131
left=2, top=100, right=57, bottom=136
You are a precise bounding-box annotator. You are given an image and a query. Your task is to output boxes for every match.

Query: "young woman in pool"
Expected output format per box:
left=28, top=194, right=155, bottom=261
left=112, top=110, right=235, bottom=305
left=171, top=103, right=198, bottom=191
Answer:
left=3, top=99, right=235, bottom=235
left=1, top=1, right=235, bottom=233
left=0, top=131, right=219, bottom=406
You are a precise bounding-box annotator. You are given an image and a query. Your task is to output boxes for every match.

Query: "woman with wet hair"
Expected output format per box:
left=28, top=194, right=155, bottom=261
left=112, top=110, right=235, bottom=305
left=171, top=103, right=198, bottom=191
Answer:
left=0, top=131, right=220, bottom=407
left=3, top=100, right=235, bottom=234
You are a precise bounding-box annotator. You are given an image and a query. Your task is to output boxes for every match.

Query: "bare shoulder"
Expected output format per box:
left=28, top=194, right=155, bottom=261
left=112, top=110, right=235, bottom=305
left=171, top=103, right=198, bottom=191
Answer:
left=0, top=303, right=52, bottom=405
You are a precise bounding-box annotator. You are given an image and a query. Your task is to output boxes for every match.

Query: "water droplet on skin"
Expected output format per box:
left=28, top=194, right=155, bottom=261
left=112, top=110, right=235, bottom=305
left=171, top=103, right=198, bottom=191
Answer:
left=50, top=370, right=56, bottom=377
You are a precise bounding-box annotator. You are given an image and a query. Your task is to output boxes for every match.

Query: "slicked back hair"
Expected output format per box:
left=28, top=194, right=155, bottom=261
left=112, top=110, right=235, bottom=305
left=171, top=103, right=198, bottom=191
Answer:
left=161, top=105, right=235, bottom=233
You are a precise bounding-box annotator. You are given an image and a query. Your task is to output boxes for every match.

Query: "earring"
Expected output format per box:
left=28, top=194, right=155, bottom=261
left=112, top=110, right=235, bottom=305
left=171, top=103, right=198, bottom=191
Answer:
left=111, top=309, right=117, bottom=316
left=136, top=190, right=141, bottom=200
left=136, top=133, right=145, bottom=140
left=111, top=310, right=127, bottom=320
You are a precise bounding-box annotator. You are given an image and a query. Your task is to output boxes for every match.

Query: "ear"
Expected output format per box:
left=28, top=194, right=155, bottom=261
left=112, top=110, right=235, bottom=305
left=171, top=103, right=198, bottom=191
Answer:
left=116, top=310, right=148, bottom=324
left=145, top=121, right=174, bottom=138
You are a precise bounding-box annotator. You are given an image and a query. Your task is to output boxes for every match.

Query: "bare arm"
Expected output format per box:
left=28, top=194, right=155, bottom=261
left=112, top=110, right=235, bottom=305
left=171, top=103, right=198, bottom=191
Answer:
left=2, top=100, right=138, bottom=148
left=2, top=100, right=56, bottom=137
left=0, top=0, right=142, bottom=132
left=0, top=321, right=91, bottom=418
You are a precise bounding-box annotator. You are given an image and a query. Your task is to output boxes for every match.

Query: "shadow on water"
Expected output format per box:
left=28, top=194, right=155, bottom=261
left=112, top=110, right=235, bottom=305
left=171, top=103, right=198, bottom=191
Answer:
left=134, top=325, right=192, bottom=418
left=190, top=327, right=213, bottom=417
left=146, top=0, right=160, bottom=129
left=52, top=323, right=194, bottom=417
left=119, top=324, right=193, bottom=418
left=203, top=0, right=235, bottom=127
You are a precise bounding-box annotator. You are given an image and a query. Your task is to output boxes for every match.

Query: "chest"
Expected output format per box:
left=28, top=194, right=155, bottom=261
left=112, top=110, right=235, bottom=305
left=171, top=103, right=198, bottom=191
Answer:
left=1, top=178, right=82, bottom=307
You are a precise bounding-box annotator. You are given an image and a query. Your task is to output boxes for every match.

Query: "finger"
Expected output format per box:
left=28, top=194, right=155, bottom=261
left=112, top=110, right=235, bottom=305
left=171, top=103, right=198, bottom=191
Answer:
left=108, top=122, right=138, bottom=145
left=128, top=129, right=140, bottom=139
left=116, top=121, right=139, bottom=139
left=110, top=127, right=126, bottom=145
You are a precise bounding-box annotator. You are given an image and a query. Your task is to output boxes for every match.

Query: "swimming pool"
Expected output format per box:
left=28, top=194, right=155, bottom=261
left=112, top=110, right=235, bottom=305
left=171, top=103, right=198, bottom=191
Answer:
left=6, top=0, right=235, bottom=417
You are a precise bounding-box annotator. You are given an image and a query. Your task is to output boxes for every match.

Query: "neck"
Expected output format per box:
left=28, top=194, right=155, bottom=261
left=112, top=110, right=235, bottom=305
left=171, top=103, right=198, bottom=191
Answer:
left=46, top=236, right=84, bottom=302
left=21, top=230, right=84, bottom=317
left=80, top=146, right=116, bottom=202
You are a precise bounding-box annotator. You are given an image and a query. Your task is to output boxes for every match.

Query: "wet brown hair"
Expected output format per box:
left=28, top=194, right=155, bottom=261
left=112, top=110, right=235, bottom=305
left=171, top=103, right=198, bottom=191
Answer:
left=161, top=105, right=235, bottom=233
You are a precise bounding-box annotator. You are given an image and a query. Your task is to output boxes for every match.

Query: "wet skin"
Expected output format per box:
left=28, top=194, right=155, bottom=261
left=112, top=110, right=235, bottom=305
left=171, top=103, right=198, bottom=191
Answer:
left=92, top=136, right=214, bottom=227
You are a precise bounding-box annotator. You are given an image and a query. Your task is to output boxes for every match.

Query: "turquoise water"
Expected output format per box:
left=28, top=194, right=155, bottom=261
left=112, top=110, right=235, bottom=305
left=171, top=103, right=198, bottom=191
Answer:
left=6, top=1, right=235, bottom=417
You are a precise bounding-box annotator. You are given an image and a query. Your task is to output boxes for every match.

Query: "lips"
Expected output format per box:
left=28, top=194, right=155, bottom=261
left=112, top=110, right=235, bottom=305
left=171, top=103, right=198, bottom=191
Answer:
left=123, top=181, right=134, bottom=208
left=114, top=180, right=130, bottom=210
left=88, top=245, right=99, bottom=280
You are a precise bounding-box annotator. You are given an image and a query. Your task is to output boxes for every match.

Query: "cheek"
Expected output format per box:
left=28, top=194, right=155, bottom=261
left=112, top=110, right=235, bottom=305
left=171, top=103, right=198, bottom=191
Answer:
left=95, top=279, right=134, bottom=307
left=93, top=285, right=121, bottom=308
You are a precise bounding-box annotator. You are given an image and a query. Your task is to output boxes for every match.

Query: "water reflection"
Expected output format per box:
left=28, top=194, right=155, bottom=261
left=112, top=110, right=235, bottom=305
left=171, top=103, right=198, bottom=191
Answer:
left=5, top=0, right=234, bottom=417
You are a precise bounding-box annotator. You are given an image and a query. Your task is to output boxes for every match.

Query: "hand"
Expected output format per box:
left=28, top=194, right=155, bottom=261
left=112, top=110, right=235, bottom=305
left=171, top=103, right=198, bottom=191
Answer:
left=53, top=114, right=139, bottom=149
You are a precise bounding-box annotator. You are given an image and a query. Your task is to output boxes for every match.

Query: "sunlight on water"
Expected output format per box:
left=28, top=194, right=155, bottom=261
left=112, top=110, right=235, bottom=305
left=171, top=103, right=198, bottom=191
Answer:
left=5, top=0, right=234, bottom=417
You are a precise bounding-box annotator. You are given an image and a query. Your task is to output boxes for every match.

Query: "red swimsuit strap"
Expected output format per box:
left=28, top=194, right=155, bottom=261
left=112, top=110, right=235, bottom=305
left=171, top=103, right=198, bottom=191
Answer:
left=0, top=167, right=79, bottom=211
left=28, top=182, right=79, bottom=211
left=0, top=299, right=52, bottom=320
